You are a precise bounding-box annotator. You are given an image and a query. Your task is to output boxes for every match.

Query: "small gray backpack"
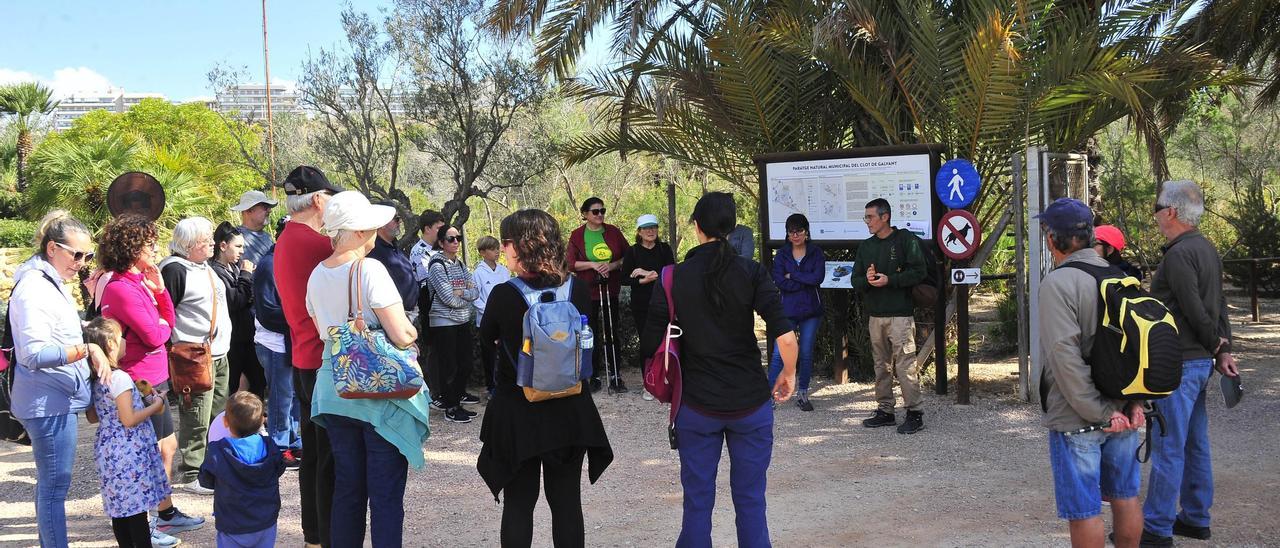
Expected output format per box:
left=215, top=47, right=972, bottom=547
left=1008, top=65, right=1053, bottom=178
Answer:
left=505, top=277, right=592, bottom=401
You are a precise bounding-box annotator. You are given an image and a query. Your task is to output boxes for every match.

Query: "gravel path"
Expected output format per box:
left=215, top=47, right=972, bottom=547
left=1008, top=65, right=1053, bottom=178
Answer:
left=2, top=312, right=1277, bottom=547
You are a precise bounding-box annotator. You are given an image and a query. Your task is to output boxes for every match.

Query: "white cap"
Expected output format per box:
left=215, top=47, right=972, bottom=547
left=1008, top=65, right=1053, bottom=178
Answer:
left=322, top=191, right=396, bottom=234
left=230, top=190, right=278, bottom=212
left=636, top=214, right=660, bottom=228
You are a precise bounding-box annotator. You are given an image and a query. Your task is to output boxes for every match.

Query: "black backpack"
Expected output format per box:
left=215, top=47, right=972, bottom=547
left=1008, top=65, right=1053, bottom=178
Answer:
left=1064, top=262, right=1182, bottom=400
left=892, top=230, right=939, bottom=308
left=1, top=272, right=61, bottom=446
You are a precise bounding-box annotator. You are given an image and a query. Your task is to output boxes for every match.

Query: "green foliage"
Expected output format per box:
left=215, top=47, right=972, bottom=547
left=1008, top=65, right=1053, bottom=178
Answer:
left=23, top=100, right=261, bottom=229
left=0, top=219, right=36, bottom=248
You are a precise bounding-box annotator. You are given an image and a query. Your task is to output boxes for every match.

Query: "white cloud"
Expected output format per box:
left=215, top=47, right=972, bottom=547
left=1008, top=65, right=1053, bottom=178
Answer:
left=0, top=66, right=118, bottom=98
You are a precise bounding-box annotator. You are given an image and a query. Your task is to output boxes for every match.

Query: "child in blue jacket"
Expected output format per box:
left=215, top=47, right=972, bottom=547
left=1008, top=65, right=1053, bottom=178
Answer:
left=770, top=214, right=826, bottom=411
left=199, top=392, right=286, bottom=548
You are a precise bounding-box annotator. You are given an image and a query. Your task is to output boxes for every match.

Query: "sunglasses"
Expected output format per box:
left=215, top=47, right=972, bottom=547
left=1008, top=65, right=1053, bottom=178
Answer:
left=588, top=208, right=607, bottom=216
left=444, top=235, right=464, bottom=244
left=1153, top=203, right=1171, bottom=215
left=55, top=241, right=95, bottom=262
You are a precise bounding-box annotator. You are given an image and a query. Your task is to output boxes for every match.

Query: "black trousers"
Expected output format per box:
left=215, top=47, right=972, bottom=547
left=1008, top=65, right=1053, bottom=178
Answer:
left=588, top=294, right=621, bottom=381
left=294, top=368, right=335, bottom=546
left=428, top=323, right=474, bottom=408
left=417, top=289, right=436, bottom=396
left=228, top=333, right=266, bottom=396
left=501, top=447, right=587, bottom=548
left=479, top=327, right=498, bottom=391
left=631, top=305, right=649, bottom=375
left=110, top=512, right=150, bottom=548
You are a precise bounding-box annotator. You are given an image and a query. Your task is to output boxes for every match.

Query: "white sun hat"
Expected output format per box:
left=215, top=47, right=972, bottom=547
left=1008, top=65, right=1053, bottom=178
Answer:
left=636, top=213, right=660, bottom=228
left=323, top=191, right=396, bottom=234
left=229, top=190, right=278, bottom=212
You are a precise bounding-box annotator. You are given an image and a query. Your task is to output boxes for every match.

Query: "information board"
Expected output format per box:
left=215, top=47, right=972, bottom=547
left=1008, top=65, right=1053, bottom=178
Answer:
left=764, top=153, right=934, bottom=242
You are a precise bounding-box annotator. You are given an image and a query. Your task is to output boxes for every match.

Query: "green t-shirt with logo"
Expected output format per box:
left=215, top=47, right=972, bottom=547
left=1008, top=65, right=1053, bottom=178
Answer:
left=584, top=226, right=612, bottom=261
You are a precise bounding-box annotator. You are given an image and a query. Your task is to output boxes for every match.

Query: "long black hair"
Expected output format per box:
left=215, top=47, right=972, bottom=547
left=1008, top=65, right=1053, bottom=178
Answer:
left=689, top=192, right=738, bottom=312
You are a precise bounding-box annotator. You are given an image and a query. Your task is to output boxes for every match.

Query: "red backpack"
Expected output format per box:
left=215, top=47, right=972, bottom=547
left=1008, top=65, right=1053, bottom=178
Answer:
left=643, top=265, right=683, bottom=449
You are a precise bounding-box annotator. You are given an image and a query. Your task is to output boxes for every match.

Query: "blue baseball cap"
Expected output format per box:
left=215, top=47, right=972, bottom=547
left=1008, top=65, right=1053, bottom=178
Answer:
left=1034, top=198, right=1093, bottom=232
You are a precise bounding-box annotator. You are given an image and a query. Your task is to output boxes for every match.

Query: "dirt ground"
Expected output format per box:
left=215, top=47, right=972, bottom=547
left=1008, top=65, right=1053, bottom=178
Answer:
left=2, top=297, right=1278, bottom=547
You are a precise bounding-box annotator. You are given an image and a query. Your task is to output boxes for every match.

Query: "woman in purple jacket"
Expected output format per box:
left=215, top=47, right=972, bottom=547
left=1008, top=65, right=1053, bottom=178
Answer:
left=769, top=214, right=825, bottom=411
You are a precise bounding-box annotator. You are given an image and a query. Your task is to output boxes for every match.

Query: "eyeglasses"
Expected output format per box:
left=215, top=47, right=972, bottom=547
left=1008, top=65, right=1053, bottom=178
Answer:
left=54, top=241, right=95, bottom=262
left=444, top=235, right=464, bottom=244
left=787, top=229, right=807, bottom=236
left=1153, top=203, right=1171, bottom=215
left=588, top=208, right=606, bottom=216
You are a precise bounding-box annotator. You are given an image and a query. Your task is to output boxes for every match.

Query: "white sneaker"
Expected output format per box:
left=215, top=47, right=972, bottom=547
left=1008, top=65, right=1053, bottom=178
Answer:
left=179, top=480, right=214, bottom=495
left=642, top=391, right=655, bottom=401
left=150, top=518, right=182, bottom=547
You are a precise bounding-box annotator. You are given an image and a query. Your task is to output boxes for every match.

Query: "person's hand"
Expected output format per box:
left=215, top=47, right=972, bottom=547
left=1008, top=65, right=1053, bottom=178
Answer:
left=784, top=273, right=791, bottom=279
left=1102, top=411, right=1131, bottom=433
left=868, top=273, right=889, bottom=288
left=594, top=262, right=611, bottom=276
left=87, top=344, right=112, bottom=383
left=1126, top=403, right=1146, bottom=431
left=150, top=389, right=169, bottom=409
left=466, top=280, right=476, bottom=289
left=630, top=268, right=646, bottom=278
left=866, top=263, right=878, bottom=280
left=240, top=259, right=256, bottom=273
left=453, top=289, right=465, bottom=297
left=1216, top=351, right=1239, bottom=377
left=158, top=317, right=169, bottom=327
left=772, top=370, right=796, bottom=403
left=141, top=264, right=164, bottom=294
left=84, top=268, right=106, bottom=296
left=642, top=271, right=659, bottom=284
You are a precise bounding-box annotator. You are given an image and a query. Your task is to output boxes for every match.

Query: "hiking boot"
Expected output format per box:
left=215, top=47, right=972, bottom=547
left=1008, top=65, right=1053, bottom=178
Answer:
left=897, top=411, right=924, bottom=434
left=1173, top=518, right=1211, bottom=540
left=797, top=396, right=815, bottom=412
left=1138, top=530, right=1173, bottom=547
left=862, top=410, right=896, bottom=428
left=282, top=449, right=300, bottom=470
left=156, top=508, right=205, bottom=533
left=589, top=377, right=602, bottom=393
left=461, top=392, right=481, bottom=404
left=610, top=377, right=628, bottom=393
left=444, top=407, right=472, bottom=423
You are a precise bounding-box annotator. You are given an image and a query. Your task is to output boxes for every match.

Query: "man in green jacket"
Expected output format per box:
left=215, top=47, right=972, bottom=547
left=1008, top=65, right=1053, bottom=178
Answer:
left=852, top=198, right=927, bottom=434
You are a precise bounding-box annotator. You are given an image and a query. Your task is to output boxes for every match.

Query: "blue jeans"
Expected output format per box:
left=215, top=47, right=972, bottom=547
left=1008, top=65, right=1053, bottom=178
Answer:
left=256, top=344, right=300, bottom=451
left=674, top=403, right=773, bottom=548
left=768, top=315, right=820, bottom=392
left=1144, top=359, right=1214, bottom=536
left=1048, top=429, right=1141, bottom=520
left=325, top=415, right=409, bottom=548
left=19, top=413, right=78, bottom=548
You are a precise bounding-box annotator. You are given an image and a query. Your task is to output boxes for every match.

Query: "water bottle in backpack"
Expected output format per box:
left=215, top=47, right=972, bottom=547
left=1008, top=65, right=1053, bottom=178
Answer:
left=580, top=315, right=593, bottom=351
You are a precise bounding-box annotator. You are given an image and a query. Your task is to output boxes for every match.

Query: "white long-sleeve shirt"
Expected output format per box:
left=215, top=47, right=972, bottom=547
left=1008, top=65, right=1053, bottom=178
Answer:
left=471, top=260, right=511, bottom=326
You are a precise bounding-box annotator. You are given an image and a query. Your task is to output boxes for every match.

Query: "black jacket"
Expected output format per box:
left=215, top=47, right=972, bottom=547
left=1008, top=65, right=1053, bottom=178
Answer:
left=209, top=259, right=255, bottom=344
left=640, top=241, right=793, bottom=413
left=252, top=246, right=289, bottom=336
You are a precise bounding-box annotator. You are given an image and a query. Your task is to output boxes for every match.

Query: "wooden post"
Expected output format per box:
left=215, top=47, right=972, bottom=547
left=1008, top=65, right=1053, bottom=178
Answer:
left=832, top=290, right=849, bottom=384
left=934, top=259, right=948, bottom=395
left=956, top=267, right=970, bottom=405
left=1250, top=259, right=1260, bottom=322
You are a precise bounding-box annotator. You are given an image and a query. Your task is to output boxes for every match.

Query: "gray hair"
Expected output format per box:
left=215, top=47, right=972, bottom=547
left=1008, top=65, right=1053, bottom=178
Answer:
left=286, top=190, right=325, bottom=214
left=33, top=209, right=90, bottom=259
left=1157, top=179, right=1205, bottom=226
left=1046, top=223, right=1094, bottom=255
left=170, top=217, right=214, bottom=257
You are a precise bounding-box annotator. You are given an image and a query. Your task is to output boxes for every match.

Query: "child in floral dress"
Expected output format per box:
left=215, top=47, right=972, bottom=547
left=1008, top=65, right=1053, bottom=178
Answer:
left=86, top=317, right=171, bottom=548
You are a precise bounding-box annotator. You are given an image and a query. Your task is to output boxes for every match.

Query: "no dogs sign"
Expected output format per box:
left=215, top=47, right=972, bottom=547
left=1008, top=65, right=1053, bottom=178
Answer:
left=937, top=210, right=981, bottom=261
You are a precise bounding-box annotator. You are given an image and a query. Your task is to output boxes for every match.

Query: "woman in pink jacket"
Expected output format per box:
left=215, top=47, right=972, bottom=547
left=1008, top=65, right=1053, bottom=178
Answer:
left=95, top=215, right=206, bottom=540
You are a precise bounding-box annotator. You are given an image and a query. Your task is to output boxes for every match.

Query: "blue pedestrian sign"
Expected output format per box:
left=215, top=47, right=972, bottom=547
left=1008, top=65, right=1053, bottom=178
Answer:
left=935, top=159, right=981, bottom=209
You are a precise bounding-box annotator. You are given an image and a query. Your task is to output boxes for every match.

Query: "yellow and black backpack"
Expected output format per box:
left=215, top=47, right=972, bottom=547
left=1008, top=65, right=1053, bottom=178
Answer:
left=1064, top=262, right=1182, bottom=400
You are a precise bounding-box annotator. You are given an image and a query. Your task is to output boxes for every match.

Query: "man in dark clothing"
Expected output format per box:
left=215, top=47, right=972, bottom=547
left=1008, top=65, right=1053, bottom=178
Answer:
left=1141, top=180, right=1238, bottom=546
left=853, top=198, right=927, bottom=434
left=367, top=204, right=418, bottom=310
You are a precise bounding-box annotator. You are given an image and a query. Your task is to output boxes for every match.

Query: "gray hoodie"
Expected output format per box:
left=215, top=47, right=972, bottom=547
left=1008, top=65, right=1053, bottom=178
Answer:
left=159, top=255, right=232, bottom=357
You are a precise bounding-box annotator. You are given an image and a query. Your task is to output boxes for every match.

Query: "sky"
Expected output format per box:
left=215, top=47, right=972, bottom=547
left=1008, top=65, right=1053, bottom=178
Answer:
left=0, top=0, right=611, bottom=102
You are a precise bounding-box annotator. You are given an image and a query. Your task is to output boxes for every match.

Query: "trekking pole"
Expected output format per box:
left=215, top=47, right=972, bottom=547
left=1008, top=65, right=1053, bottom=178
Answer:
left=599, top=277, right=618, bottom=395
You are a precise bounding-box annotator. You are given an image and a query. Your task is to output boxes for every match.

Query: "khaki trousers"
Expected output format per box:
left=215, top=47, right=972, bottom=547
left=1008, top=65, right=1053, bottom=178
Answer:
left=868, top=316, right=921, bottom=413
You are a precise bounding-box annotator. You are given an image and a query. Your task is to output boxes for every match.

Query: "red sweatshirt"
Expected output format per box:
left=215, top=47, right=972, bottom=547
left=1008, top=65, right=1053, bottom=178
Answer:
left=100, top=271, right=176, bottom=384
left=274, top=221, right=333, bottom=370
left=566, top=223, right=628, bottom=300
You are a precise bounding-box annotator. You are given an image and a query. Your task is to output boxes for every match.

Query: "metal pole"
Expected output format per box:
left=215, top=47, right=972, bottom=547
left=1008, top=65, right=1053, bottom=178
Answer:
left=667, top=176, right=677, bottom=250
left=1013, top=153, right=1029, bottom=400
left=957, top=267, right=970, bottom=405
left=1251, top=259, right=1260, bottom=322
left=262, top=0, right=277, bottom=194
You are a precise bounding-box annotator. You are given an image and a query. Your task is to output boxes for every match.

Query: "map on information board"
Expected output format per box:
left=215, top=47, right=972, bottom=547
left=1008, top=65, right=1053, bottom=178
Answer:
left=764, top=153, right=934, bottom=242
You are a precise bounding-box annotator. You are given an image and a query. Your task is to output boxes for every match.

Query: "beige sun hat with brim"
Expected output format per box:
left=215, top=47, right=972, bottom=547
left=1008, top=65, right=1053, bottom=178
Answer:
left=230, top=190, right=279, bottom=212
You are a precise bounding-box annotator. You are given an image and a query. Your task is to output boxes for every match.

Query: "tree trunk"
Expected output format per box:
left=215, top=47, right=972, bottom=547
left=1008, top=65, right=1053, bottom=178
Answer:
left=16, top=130, right=33, bottom=192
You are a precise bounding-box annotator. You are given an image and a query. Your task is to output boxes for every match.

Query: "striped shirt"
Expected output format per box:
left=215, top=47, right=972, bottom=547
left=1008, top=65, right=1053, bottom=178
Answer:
left=427, top=255, right=479, bottom=327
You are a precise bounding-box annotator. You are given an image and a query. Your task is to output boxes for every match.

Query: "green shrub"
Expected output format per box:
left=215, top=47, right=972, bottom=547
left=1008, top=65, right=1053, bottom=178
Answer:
left=0, top=190, right=24, bottom=219
left=0, top=219, right=36, bottom=248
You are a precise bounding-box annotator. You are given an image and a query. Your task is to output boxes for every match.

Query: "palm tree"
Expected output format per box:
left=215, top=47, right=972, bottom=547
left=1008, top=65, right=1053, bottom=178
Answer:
left=26, top=133, right=136, bottom=227
left=0, top=82, right=59, bottom=192
left=1178, top=0, right=1280, bottom=105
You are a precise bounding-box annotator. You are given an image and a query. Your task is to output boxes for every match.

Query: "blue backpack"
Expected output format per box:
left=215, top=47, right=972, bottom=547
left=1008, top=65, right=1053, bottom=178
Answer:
left=504, top=277, right=592, bottom=402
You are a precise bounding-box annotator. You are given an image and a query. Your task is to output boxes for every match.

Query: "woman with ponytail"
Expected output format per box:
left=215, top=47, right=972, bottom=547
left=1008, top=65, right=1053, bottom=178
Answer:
left=478, top=209, right=613, bottom=547
left=639, top=192, right=798, bottom=547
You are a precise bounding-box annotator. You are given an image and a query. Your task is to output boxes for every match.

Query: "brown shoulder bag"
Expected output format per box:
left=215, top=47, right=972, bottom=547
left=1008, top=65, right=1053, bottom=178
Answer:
left=168, top=268, right=217, bottom=403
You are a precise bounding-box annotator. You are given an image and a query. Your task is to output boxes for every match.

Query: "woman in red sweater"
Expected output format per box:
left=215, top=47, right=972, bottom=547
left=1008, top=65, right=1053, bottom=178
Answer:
left=565, top=197, right=628, bottom=393
left=96, top=214, right=206, bottom=538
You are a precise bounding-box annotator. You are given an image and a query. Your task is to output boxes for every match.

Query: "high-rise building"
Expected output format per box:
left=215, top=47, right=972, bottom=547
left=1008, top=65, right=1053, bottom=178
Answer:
left=214, top=84, right=300, bottom=121
left=51, top=91, right=168, bottom=131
